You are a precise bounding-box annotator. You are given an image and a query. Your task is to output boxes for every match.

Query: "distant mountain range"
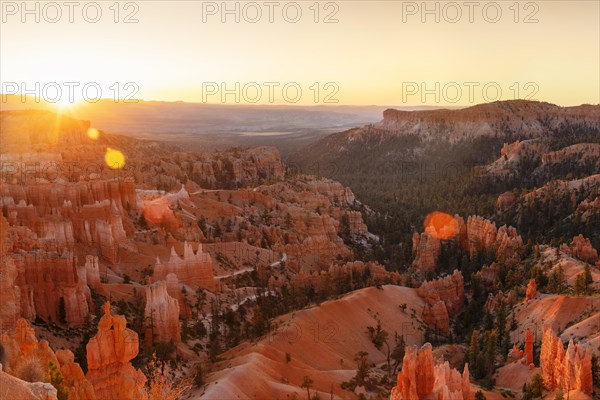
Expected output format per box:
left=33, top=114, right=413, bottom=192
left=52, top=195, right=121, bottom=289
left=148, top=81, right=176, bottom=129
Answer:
left=0, top=95, right=453, bottom=156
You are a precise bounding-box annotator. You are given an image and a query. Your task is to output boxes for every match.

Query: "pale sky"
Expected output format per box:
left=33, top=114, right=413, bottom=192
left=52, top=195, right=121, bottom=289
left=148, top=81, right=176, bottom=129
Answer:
left=1, top=0, right=599, bottom=106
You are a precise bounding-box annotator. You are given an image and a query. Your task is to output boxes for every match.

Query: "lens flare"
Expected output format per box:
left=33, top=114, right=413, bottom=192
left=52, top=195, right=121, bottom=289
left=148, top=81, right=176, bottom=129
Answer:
left=423, top=211, right=458, bottom=240
left=87, top=128, right=100, bottom=140
left=105, top=148, right=126, bottom=169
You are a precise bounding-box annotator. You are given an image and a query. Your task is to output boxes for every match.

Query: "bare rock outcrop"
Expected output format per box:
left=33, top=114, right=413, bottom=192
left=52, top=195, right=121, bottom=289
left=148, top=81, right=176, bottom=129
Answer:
left=144, top=280, right=181, bottom=344
left=153, top=242, right=217, bottom=291
left=13, top=250, right=91, bottom=326
left=0, top=255, right=22, bottom=332
left=412, top=232, right=440, bottom=273
left=560, top=235, right=599, bottom=264
left=417, top=270, right=464, bottom=333
left=56, top=349, right=97, bottom=400
left=1, top=319, right=58, bottom=378
left=525, top=279, right=537, bottom=301
left=0, top=363, right=58, bottom=400
left=86, top=303, right=146, bottom=400
left=540, top=328, right=593, bottom=395
left=412, top=215, right=523, bottom=273
left=390, top=343, right=472, bottom=400
left=524, top=329, right=534, bottom=365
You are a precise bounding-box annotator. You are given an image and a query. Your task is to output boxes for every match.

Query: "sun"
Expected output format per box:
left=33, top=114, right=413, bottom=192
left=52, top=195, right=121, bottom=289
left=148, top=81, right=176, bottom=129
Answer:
left=52, top=96, right=82, bottom=112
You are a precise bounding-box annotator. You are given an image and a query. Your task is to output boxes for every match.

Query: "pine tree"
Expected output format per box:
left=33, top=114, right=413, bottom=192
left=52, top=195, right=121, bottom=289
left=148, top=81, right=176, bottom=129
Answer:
left=58, top=297, right=67, bottom=324
left=474, top=390, right=487, bottom=400
left=468, top=331, right=480, bottom=371
left=47, top=361, right=69, bottom=400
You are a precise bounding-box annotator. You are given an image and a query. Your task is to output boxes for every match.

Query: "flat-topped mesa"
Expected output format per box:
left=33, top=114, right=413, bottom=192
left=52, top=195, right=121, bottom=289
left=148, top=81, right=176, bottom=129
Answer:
left=377, top=102, right=600, bottom=141
left=144, top=280, right=181, bottom=344
left=390, top=343, right=472, bottom=400
left=540, top=328, right=593, bottom=395
left=86, top=303, right=146, bottom=400
left=153, top=241, right=217, bottom=291
left=560, top=234, right=599, bottom=264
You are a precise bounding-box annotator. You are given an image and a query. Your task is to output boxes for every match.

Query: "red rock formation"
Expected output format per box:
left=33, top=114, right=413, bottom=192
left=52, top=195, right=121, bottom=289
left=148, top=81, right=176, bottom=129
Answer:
left=463, top=216, right=498, bottom=255
left=1, top=319, right=58, bottom=378
left=418, top=270, right=464, bottom=314
left=144, top=280, right=181, bottom=344
left=560, top=235, right=599, bottom=264
left=496, top=191, right=515, bottom=212
left=390, top=343, right=472, bottom=400
left=0, top=318, right=96, bottom=399
left=412, top=232, right=440, bottom=272
left=81, top=255, right=101, bottom=291
left=486, top=290, right=516, bottom=314
left=86, top=303, right=146, bottom=400
left=412, top=215, right=523, bottom=273
left=422, top=301, right=450, bottom=334
left=540, top=328, right=593, bottom=395
left=524, top=329, right=534, bottom=365
left=13, top=250, right=91, bottom=326
left=342, top=210, right=368, bottom=236
left=0, top=255, right=22, bottom=332
left=153, top=242, right=217, bottom=291
left=1, top=180, right=136, bottom=264
left=56, top=349, right=97, bottom=400
left=417, top=271, right=464, bottom=334
left=479, top=263, right=498, bottom=285
left=525, top=279, right=537, bottom=301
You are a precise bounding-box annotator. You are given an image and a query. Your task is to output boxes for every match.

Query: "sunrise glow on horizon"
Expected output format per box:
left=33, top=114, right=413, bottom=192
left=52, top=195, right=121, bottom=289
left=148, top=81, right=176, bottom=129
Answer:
left=1, top=1, right=599, bottom=106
